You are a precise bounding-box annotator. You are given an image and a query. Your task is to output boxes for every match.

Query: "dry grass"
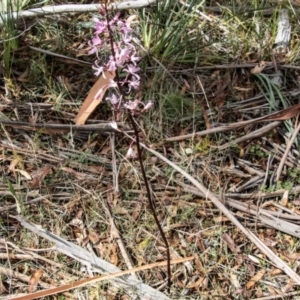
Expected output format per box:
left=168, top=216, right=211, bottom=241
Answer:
left=2, top=0, right=300, bottom=299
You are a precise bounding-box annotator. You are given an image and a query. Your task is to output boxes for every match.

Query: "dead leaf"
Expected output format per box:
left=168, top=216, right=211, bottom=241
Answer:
left=69, top=217, right=83, bottom=228
left=186, top=277, right=206, bottom=289
left=28, top=269, right=43, bottom=293
left=286, top=252, right=300, bottom=260
left=69, top=217, right=85, bottom=245
left=246, top=269, right=265, bottom=289
left=230, top=271, right=241, bottom=289
left=74, top=71, right=115, bottom=125
left=180, top=79, right=190, bottom=95
left=8, top=156, right=22, bottom=178
left=222, top=233, right=240, bottom=253
left=201, top=103, right=211, bottom=129
left=282, top=279, right=294, bottom=293
left=15, top=169, right=32, bottom=180
left=247, top=263, right=256, bottom=277
left=267, top=286, right=278, bottom=296
left=60, top=166, right=96, bottom=180
left=132, top=195, right=143, bottom=221
left=126, top=15, right=137, bottom=26
left=56, top=75, right=72, bottom=91
left=263, top=102, right=300, bottom=121
left=88, top=229, right=101, bottom=244
left=280, top=190, right=289, bottom=206
left=17, top=68, right=30, bottom=83
left=234, top=86, right=252, bottom=92
left=268, top=268, right=282, bottom=276
left=196, top=235, right=206, bottom=252
left=292, top=199, right=300, bottom=205
left=109, top=243, right=118, bottom=265
left=251, top=61, right=267, bottom=74
left=30, top=165, right=52, bottom=188
left=284, top=235, right=294, bottom=248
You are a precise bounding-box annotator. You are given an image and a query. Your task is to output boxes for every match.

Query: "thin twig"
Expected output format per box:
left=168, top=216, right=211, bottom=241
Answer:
left=0, top=120, right=128, bottom=133
left=0, top=194, right=47, bottom=212
left=165, top=118, right=273, bottom=142
left=102, top=199, right=138, bottom=280
left=0, top=267, right=73, bottom=298
left=8, top=256, right=193, bottom=300
left=218, top=121, right=281, bottom=150
left=252, top=290, right=300, bottom=300
left=276, top=117, right=300, bottom=181
left=110, top=133, right=119, bottom=193
left=0, top=1, right=162, bottom=28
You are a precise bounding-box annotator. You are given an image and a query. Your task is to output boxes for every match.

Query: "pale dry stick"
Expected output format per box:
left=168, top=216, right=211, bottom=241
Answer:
left=29, top=46, right=92, bottom=66
left=0, top=0, right=162, bottom=28
left=269, top=201, right=299, bottom=216
left=165, top=118, right=272, bottom=142
left=0, top=267, right=73, bottom=298
left=252, top=290, right=300, bottom=300
left=0, top=250, right=83, bottom=277
left=227, top=198, right=300, bottom=221
left=102, top=199, right=138, bottom=280
left=0, top=239, right=55, bottom=253
left=0, top=120, right=127, bottom=133
left=276, top=120, right=300, bottom=181
left=110, top=133, right=119, bottom=193
left=179, top=0, right=229, bottom=33
left=171, top=181, right=300, bottom=222
left=262, top=137, right=299, bottom=165
left=9, top=256, right=194, bottom=300
left=13, top=215, right=172, bottom=300
left=236, top=159, right=265, bottom=177
left=166, top=102, right=300, bottom=142
left=130, top=137, right=300, bottom=284
left=169, top=182, right=300, bottom=240
left=3, top=240, right=12, bottom=294
left=0, top=253, right=36, bottom=260
left=179, top=0, right=213, bottom=21
left=0, top=195, right=49, bottom=213
left=166, top=63, right=274, bottom=72
left=218, top=121, right=281, bottom=150
left=259, top=147, right=296, bottom=168
left=226, top=185, right=300, bottom=199
left=255, top=153, right=272, bottom=231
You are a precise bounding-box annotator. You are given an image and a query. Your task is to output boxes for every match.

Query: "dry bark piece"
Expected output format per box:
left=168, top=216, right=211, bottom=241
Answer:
left=74, top=71, right=115, bottom=125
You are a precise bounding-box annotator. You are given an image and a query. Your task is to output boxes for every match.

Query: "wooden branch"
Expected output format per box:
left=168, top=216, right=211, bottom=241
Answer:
left=0, top=120, right=129, bottom=134
left=0, top=0, right=161, bottom=28
left=166, top=102, right=300, bottom=142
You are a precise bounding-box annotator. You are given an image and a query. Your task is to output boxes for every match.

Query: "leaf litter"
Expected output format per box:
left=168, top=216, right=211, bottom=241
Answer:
left=2, top=0, right=300, bottom=299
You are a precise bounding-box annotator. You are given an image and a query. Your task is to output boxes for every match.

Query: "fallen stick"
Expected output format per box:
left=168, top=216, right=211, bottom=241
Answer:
left=0, top=0, right=161, bottom=28
left=9, top=255, right=193, bottom=300
left=13, top=215, right=173, bottom=300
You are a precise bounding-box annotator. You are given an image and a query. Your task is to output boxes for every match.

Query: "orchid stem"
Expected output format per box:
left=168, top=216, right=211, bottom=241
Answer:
left=103, top=1, right=171, bottom=291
